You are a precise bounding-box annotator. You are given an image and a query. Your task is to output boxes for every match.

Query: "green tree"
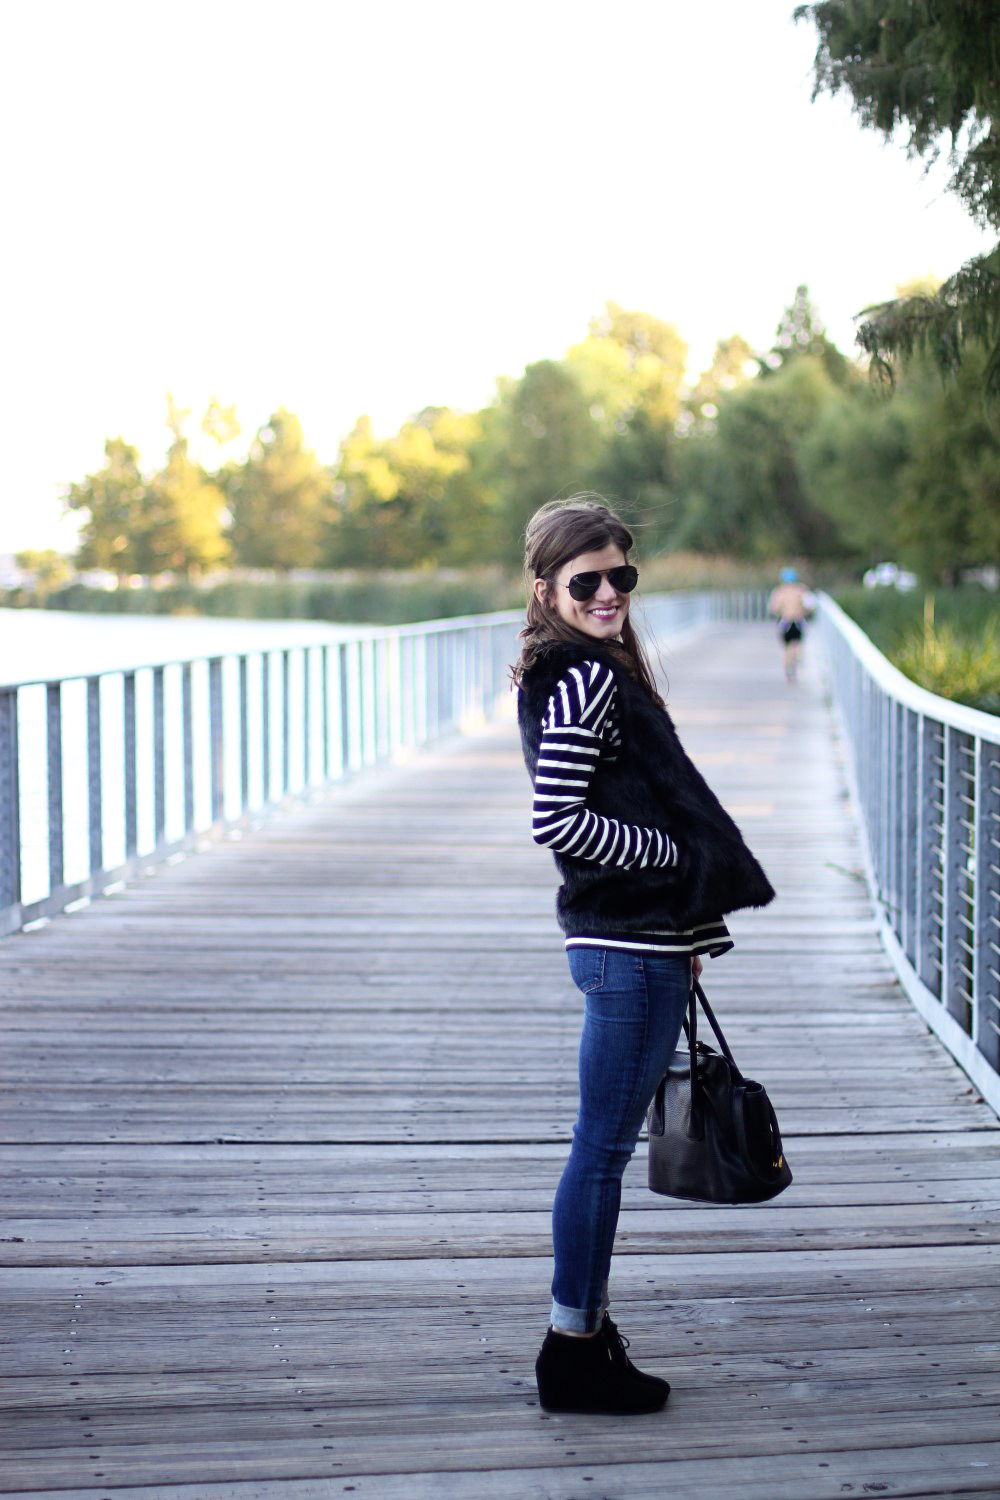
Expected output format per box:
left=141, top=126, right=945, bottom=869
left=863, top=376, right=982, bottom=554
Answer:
left=894, top=350, right=1000, bottom=581
left=560, top=302, right=689, bottom=545
left=565, top=301, right=688, bottom=431
left=484, top=360, right=606, bottom=562
left=142, top=437, right=230, bottom=578
left=795, top=2, right=1000, bottom=389
left=223, top=409, right=334, bottom=570
left=406, top=407, right=499, bottom=566
left=762, top=284, right=853, bottom=386
left=684, top=334, right=756, bottom=429
left=676, top=357, right=845, bottom=557
left=796, top=384, right=912, bottom=561
left=333, top=407, right=495, bottom=567
left=793, top=334, right=1000, bottom=579
left=63, top=437, right=147, bottom=583
left=14, top=549, right=72, bottom=601
left=201, top=395, right=241, bottom=448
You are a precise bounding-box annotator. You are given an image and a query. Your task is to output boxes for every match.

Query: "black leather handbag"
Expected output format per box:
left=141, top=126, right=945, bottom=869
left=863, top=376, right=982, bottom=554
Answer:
left=646, top=980, right=792, bottom=1204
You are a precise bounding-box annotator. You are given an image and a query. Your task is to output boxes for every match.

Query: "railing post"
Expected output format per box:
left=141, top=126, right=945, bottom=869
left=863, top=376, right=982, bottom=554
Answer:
left=901, top=707, right=919, bottom=965
left=281, top=650, right=292, bottom=796
left=123, top=671, right=138, bottom=858
left=238, top=657, right=250, bottom=813
left=320, top=645, right=330, bottom=782
left=302, top=647, right=312, bottom=789
left=942, top=725, right=971, bottom=1029
left=181, top=663, right=194, bottom=835
left=261, top=653, right=272, bottom=805
left=153, top=668, right=166, bottom=849
left=374, top=637, right=388, bottom=761
left=445, top=632, right=456, bottom=730
left=973, top=737, right=1000, bottom=1072
left=400, top=634, right=415, bottom=748
left=387, top=634, right=403, bottom=756
left=0, top=688, right=21, bottom=918
left=885, top=698, right=901, bottom=930
left=875, top=688, right=890, bottom=905
left=338, top=642, right=351, bottom=775
left=86, top=676, right=103, bottom=875
left=426, top=633, right=439, bottom=742
left=915, top=717, right=942, bottom=996
left=209, top=657, right=224, bottom=825
left=46, top=683, right=64, bottom=896
left=361, top=639, right=376, bottom=767
left=416, top=634, right=429, bottom=746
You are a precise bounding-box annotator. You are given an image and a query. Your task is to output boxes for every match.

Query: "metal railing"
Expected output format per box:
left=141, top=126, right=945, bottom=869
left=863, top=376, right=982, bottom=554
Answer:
left=641, top=587, right=771, bottom=632
left=818, top=594, right=1000, bottom=1116
left=0, top=590, right=771, bottom=940
left=0, top=612, right=523, bottom=938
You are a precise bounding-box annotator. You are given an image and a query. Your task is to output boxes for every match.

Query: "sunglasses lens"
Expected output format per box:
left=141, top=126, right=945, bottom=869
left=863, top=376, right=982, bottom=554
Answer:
left=567, top=572, right=601, bottom=601
left=609, top=566, right=638, bottom=593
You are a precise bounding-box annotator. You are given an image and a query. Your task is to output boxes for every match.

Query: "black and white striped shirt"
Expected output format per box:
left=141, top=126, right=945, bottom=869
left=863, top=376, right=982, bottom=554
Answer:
left=532, top=660, right=733, bottom=959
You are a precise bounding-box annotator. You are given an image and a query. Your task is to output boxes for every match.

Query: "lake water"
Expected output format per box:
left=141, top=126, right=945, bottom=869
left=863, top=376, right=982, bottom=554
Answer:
left=2, top=607, right=356, bottom=688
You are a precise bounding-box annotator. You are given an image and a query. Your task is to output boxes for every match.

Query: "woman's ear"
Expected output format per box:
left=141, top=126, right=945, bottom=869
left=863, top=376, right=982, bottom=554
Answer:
left=532, top=576, right=550, bottom=607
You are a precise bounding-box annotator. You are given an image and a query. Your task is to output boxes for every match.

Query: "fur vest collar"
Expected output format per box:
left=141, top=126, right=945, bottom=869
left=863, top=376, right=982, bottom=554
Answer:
left=518, top=640, right=775, bottom=935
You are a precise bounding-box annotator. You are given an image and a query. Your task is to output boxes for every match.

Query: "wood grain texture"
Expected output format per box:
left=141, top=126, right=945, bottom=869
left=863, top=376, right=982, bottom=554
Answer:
left=1, top=621, right=998, bottom=1498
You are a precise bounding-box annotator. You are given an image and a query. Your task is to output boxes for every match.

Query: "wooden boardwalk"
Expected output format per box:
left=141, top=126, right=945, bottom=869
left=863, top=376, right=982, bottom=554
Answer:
left=1, top=621, right=999, bottom=1500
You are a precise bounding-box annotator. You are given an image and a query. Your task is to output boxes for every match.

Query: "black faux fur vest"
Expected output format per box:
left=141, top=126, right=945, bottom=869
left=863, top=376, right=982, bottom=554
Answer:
left=517, top=640, right=776, bottom=936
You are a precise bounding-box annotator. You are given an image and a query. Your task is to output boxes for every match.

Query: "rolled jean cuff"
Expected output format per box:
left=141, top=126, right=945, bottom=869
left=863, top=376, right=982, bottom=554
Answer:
left=550, top=1299, right=601, bottom=1334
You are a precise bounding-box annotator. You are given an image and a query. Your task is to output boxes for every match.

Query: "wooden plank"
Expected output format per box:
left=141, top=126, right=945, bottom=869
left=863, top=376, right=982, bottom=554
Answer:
left=9, top=1441, right=1000, bottom=1500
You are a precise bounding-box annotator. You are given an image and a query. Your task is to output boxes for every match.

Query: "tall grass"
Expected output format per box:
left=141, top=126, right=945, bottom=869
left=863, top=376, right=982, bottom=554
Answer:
left=27, top=570, right=523, bottom=626
left=836, top=588, right=1000, bottom=715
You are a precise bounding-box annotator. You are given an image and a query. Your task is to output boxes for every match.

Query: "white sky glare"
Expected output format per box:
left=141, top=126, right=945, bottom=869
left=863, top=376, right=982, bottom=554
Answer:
left=0, top=0, right=991, bottom=552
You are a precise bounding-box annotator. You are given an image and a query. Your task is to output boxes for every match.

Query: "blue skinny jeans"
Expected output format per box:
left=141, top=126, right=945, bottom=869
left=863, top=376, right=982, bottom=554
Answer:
left=550, top=946, right=692, bottom=1333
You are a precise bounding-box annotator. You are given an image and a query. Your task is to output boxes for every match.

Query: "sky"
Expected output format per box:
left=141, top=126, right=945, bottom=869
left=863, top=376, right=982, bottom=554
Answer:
left=0, top=0, right=991, bottom=554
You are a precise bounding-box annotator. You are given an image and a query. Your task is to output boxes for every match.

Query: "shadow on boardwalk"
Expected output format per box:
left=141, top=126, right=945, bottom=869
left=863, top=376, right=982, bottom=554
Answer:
left=1, top=622, right=998, bottom=1499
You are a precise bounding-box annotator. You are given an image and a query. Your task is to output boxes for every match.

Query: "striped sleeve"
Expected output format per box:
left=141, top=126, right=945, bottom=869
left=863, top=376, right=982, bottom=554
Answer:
left=531, top=661, right=679, bottom=871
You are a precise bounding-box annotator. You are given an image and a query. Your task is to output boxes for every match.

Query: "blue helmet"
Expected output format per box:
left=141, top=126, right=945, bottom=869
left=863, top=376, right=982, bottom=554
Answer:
left=780, top=566, right=798, bottom=583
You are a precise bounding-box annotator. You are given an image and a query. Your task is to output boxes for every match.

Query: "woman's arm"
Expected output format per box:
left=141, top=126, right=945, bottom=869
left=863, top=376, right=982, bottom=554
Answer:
left=531, top=660, right=679, bottom=871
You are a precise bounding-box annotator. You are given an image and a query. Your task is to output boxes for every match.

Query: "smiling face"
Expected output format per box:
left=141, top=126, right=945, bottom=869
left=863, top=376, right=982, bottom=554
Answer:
left=534, top=542, right=631, bottom=642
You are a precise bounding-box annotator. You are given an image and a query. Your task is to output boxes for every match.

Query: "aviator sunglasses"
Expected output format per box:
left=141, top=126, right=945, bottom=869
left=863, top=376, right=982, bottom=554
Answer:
left=559, top=564, right=639, bottom=602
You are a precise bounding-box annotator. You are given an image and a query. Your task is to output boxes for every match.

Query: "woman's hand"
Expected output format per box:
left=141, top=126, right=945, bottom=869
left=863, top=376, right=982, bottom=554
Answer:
left=691, top=954, right=703, bottom=984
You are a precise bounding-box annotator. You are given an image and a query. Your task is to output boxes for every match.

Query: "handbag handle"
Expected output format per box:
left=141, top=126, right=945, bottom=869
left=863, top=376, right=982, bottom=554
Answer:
left=684, top=979, right=744, bottom=1083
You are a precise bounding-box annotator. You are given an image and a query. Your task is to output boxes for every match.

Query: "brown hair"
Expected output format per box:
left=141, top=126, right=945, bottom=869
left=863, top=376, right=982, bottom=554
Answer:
left=511, top=493, right=664, bottom=706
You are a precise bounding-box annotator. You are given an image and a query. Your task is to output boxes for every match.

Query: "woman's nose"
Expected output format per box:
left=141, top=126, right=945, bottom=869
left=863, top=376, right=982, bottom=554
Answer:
left=593, top=576, right=620, bottom=603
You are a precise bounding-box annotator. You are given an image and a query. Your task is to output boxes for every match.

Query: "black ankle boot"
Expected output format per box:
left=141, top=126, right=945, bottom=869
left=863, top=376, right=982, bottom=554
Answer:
left=600, top=1315, right=671, bottom=1398
left=535, top=1326, right=669, bottom=1414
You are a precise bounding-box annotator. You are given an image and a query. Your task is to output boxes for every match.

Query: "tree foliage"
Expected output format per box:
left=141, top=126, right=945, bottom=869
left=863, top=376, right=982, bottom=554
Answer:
left=332, top=407, right=495, bottom=568
left=761, top=284, right=854, bottom=386
left=684, top=335, right=755, bottom=428
left=676, top=356, right=846, bottom=558
left=14, top=549, right=72, bottom=600
left=566, top=301, right=688, bottom=430
left=486, top=359, right=606, bottom=562
left=64, top=438, right=147, bottom=583
left=222, top=409, right=334, bottom=570
left=53, top=290, right=997, bottom=593
left=64, top=402, right=252, bottom=580
left=795, top=1, right=1000, bottom=390
left=141, top=437, right=230, bottom=578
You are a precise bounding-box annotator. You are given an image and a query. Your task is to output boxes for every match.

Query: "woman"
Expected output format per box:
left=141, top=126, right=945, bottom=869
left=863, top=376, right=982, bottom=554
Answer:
left=514, top=496, right=775, bottom=1416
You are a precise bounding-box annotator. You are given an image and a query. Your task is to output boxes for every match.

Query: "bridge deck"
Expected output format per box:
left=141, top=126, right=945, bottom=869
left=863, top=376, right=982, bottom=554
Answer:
left=1, top=621, right=998, bottom=1500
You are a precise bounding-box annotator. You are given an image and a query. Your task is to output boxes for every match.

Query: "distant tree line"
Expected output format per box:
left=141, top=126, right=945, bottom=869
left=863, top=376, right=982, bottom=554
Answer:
left=53, top=289, right=999, bottom=589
